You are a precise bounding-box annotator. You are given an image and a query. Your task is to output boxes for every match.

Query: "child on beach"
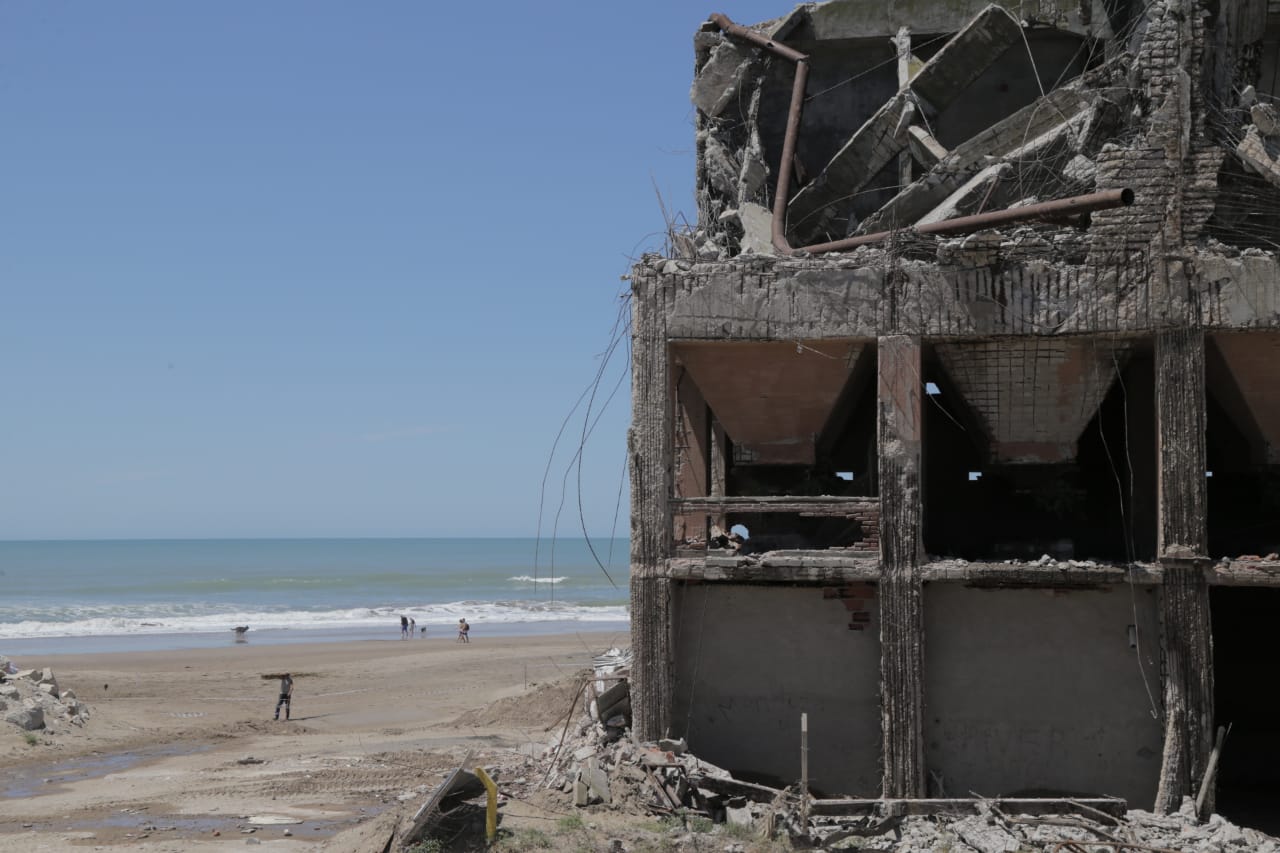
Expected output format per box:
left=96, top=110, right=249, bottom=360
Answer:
left=410, top=617, right=416, bottom=637
left=457, top=618, right=470, bottom=643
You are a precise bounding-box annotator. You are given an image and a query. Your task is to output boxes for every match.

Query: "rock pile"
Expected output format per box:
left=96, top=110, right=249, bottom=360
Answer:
left=0, top=656, right=90, bottom=733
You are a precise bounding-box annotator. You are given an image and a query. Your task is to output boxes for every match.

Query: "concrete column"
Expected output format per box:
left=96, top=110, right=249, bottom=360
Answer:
left=710, top=417, right=728, bottom=535
left=877, top=335, right=926, bottom=798
left=1157, top=328, right=1207, bottom=558
left=674, top=370, right=711, bottom=545
left=1153, top=328, right=1214, bottom=813
left=894, top=27, right=913, bottom=192
left=630, top=275, right=674, bottom=742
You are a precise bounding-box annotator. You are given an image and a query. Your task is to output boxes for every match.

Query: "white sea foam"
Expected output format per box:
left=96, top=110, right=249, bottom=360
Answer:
left=507, top=575, right=568, bottom=584
left=0, top=600, right=630, bottom=640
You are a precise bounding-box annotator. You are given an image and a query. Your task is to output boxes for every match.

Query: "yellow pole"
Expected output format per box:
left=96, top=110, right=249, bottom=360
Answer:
left=475, top=766, right=498, bottom=843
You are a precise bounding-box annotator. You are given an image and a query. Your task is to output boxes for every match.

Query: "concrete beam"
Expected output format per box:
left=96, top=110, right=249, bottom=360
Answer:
left=877, top=335, right=926, bottom=798
left=860, top=88, right=1090, bottom=233
left=806, top=0, right=1110, bottom=41
left=916, top=162, right=1011, bottom=225
left=906, top=125, right=948, bottom=169
left=787, top=5, right=1022, bottom=243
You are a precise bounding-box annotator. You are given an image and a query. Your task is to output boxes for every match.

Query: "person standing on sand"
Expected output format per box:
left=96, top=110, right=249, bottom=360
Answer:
left=410, top=617, right=416, bottom=637
left=400, top=615, right=409, bottom=639
left=457, top=618, right=470, bottom=643
left=273, top=673, right=293, bottom=721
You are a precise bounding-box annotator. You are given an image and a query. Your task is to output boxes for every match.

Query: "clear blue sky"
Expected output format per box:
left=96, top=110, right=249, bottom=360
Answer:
left=0, top=1, right=786, bottom=539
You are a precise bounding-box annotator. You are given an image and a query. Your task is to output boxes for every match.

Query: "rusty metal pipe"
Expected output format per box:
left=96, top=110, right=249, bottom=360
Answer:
left=800, top=188, right=1135, bottom=254
left=707, top=13, right=1135, bottom=257
left=707, top=13, right=808, bottom=63
left=772, top=59, right=809, bottom=254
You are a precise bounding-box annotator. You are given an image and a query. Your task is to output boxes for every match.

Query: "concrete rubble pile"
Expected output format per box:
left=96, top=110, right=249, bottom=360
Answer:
left=529, top=656, right=1279, bottom=851
left=0, top=656, right=90, bottom=733
left=542, top=696, right=1280, bottom=852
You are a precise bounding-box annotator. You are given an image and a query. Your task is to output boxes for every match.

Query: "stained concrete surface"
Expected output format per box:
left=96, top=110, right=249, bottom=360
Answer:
left=671, top=583, right=881, bottom=796
left=923, top=584, right=1163, bottom=807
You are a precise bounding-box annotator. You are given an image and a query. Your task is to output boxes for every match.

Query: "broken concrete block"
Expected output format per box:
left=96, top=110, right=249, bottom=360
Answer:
left=573, top=776, right=591, bottom=806
left=1237, top=126, right=1280, bottom=189
left=583, top=762, right=612, bottom=805
left=6, top=700, right=45, bottom=731
left=656, top=738, right=687, bottom=755
left=737, top=202, right=774, bottom=255
left=737, top=128, right=769, bottom=205
left=701, top=133, right=742, bottom=199
left=1252, top=103, right=1279, bottom=137
left=573, top=745, right=598, bottom=761
left=691, top=39, right=755, bottom=118
left=725, top=804, right=754, bottom=827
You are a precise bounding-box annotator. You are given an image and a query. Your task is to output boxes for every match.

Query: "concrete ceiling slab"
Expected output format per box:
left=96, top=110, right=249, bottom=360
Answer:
left=674, top=340, right=863, bottom=465
left=934, top=338, right=1131, bottom=463
left=1210, top=332, right=1280, bottom=464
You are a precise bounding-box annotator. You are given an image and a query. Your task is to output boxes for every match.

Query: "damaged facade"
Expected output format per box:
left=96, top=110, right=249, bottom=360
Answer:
left=629, top=0, right=1280, bottom=820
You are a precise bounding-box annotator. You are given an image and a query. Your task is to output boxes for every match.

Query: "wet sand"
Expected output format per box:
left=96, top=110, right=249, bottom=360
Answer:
left=0, top=631, right=624, bottom=851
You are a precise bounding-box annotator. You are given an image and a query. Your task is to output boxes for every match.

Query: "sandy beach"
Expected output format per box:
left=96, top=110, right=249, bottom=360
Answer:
left=0, top=631, right=626, bottom=851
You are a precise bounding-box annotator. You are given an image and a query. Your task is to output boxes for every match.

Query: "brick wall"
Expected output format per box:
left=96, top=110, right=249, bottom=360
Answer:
left=823, top=582, right=878, bottom=631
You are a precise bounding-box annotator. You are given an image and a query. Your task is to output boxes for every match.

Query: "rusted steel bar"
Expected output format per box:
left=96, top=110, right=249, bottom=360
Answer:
left=707, top=13, right=807, bottom=63
left=801, top=188, right=1135, bottom=253
left=707, top=13, right=1134, bottom=256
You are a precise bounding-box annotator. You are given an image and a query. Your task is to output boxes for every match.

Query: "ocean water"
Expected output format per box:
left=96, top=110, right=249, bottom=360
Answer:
left=0, top=538, right=630, bottom=655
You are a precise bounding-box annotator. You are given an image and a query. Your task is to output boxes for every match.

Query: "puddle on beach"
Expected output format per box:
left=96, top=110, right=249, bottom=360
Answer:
left=0, top=743, right=208, bottom=799
left=4, top=812, right=365, bottom=841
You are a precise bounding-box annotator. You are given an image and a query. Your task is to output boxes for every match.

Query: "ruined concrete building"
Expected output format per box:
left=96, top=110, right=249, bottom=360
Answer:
left=628, top=0, right=1280, bottom=819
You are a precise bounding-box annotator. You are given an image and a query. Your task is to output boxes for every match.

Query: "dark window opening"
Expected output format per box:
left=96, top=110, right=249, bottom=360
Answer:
left=1212, top=587, right=1280, bottom=835
left=924, top=346, right=1155, bottom=562
left=1206, top=394, right=1280, bottom=558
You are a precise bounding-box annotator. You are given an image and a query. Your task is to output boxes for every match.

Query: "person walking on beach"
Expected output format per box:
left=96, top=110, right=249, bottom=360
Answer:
left=409, top=617, right=416, bottom=637
left=457, top=618, right=470, bottom=643
left=400, top=615, right=409, bottom=639
left=273, top=673, right=293, bottom=721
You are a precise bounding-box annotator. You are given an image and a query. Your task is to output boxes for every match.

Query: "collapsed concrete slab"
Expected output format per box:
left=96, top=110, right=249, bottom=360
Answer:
left=786, top=5, right=1025, bottom=243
